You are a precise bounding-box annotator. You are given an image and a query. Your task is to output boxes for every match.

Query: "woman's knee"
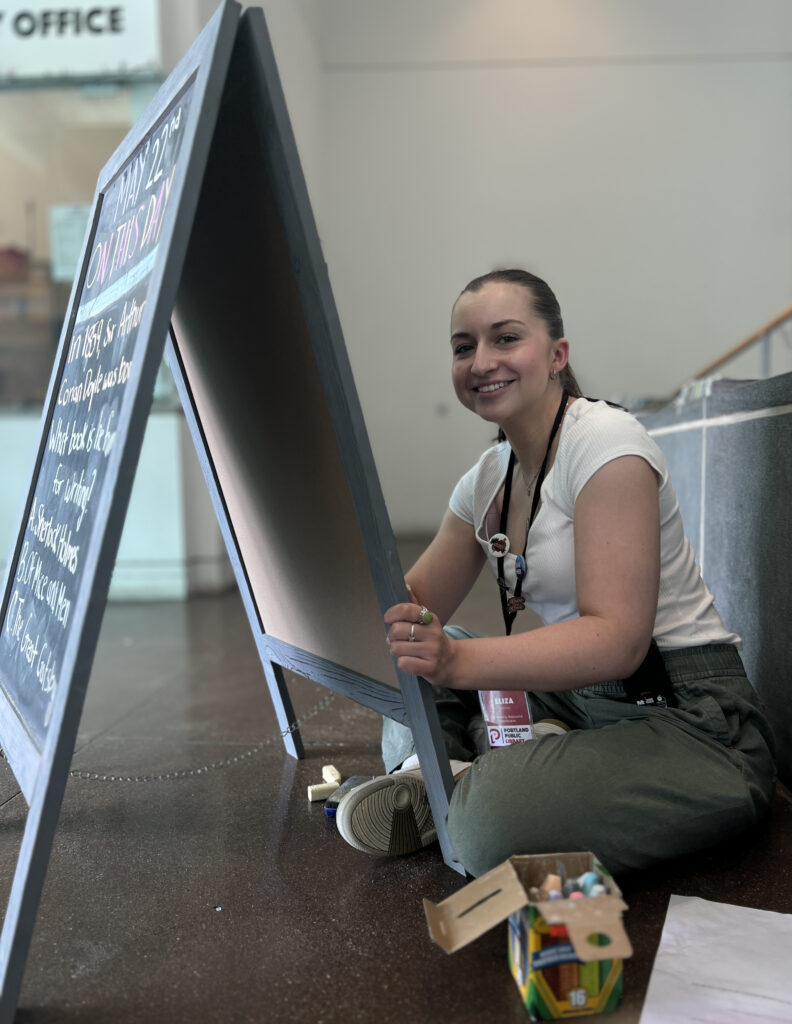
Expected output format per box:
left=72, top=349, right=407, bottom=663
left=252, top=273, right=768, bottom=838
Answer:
left=443, top=732, right=647, bottom=876
left=446, top=771, right=507, bottom=876
left=444, top=756, right=548, bottom=876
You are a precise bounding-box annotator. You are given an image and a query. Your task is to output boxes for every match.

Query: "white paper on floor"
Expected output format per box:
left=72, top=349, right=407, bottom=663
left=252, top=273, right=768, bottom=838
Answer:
left=639, top=894, right=792, bottom=1024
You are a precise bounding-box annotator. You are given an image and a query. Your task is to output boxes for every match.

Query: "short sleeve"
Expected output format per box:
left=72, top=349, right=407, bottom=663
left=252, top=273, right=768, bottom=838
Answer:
left=556, top=402, right=668, bottom=508
left=448, top=462, right=478, bottom=525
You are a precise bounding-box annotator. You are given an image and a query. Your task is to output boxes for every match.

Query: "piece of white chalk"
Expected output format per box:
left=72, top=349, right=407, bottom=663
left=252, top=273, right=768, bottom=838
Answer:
left=322, top=764, right=341, bottom=786
left=307, top=781, right=339, bottom=802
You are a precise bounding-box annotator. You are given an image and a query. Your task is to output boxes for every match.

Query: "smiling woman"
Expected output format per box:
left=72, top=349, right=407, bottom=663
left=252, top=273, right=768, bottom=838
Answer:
left=334, top=267, right=777, bottom=880
left=450, top=269, right=583, bottom=442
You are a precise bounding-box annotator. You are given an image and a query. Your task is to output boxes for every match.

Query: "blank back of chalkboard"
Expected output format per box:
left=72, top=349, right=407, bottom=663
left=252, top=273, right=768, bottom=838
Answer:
left=171, top=18, right=401, bottom=689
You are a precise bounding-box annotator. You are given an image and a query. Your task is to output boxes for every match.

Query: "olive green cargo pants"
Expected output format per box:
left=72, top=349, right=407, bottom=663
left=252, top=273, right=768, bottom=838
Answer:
left=381, top=634, right=776, bottom=877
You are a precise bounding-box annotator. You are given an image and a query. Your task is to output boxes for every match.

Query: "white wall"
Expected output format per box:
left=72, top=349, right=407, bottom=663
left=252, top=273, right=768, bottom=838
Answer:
left=256, top=0, right=323, bottom=210
left=160, top=0, right=324, bottom=208
left=310, top=0, right=792, bottom=531
left=158, top=2, right=792, bottom=534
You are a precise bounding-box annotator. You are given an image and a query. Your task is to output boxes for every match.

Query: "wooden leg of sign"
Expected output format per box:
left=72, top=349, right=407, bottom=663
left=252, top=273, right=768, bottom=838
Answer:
left=399, top=674, right=466, bottom=875
left=0, top=758, right=69, bottom=1023
left=260, top=658, right=305, bottom=759
left=0, top=816, right=43, bottom=1024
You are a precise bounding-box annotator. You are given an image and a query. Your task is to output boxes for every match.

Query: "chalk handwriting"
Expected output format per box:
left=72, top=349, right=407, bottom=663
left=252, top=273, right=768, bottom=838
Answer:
left=14, top=541, right=71, bottom=628
left=57, top=355, right=132, bottom=412
left=51, top=465, right=97, bottom=531
left=117, top=297, right=146, bottom=339
left=112, top=102, right=182, bottom=222
left=0, top=86, right=191, bottom=742
left=86, top=164, right=177, bottom=292
left=25, top=502, right=80, bottom=570
left=5, top=590, right=59, bottom=716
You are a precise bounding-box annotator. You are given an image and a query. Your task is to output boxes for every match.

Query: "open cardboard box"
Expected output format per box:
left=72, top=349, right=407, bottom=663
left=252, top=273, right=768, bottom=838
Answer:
left=424, top=852, right=632, bottom=1020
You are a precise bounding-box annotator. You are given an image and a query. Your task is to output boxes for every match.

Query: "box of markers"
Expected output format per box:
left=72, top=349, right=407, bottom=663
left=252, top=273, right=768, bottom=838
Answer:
left=423, top=851, right=632, bottom=1020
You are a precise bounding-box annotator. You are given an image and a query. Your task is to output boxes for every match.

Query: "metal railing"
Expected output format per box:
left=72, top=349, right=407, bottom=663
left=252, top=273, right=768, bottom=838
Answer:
left=671, top=302, right=792, bottom=404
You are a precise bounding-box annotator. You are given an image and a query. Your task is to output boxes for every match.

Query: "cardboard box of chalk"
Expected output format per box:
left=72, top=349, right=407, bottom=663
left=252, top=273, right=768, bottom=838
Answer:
left=424, top=852, right=632, bottom=1020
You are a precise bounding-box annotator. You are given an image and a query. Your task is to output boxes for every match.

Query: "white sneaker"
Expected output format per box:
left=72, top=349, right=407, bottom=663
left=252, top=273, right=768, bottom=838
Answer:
left=335, top=760, right=471, bottom=857
left=532, top=719, right=571, bottom=737
left=335, top=774, right=436, bottom=856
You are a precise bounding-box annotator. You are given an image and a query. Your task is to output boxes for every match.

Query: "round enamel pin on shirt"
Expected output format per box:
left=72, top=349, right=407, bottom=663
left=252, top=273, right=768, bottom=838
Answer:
left=489, top=533, right=510, bottom=556
left=514, top=555, right=527, bottom=579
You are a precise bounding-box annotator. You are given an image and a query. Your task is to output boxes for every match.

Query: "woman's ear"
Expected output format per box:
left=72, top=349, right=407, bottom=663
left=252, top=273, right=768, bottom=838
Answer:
left=551, top=338, right=570, bottom=374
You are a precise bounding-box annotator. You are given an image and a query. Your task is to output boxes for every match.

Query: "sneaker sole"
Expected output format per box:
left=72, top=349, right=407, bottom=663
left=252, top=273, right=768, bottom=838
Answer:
left=336, top=776, right=436, bottom=856
left=532, top=719, right=571, bottom=737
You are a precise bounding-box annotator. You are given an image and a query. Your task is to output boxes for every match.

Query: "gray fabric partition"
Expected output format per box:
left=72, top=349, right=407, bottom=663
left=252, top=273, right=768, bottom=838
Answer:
left=639, top=373, right=792, bottom=788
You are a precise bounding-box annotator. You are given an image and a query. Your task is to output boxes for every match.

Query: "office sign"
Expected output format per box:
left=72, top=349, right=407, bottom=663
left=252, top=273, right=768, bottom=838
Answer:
left=0, top=1, right=161, bottom=80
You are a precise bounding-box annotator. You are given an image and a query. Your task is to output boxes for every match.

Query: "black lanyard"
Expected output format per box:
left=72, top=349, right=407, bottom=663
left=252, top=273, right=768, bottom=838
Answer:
left=496, top=389, right=569, bottom=636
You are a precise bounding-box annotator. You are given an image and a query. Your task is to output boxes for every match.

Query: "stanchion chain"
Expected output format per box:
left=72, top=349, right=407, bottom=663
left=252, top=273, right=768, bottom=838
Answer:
left=66, top=691, right=337, bottom=783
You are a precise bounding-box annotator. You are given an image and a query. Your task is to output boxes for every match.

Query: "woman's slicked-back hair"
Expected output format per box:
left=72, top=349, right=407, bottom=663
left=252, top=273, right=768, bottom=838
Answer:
left=458, top=268, right=583, bottom=400
left=461, top=268, right=564, bottom=339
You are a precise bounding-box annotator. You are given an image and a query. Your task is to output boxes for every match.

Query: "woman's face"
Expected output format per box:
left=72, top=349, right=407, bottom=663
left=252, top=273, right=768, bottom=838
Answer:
left=449, top=281, right=567, bottom=429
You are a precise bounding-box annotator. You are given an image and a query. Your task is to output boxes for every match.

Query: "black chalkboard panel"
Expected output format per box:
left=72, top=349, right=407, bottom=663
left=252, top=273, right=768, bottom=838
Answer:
left=1, top=79, right=196, bottom=751
left=0, top=4, right=240, bottom=1019
left=0, top=3, right=239, bottom=800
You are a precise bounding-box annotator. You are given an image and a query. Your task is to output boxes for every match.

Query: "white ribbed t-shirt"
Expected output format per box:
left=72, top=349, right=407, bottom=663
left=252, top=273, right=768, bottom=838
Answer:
left=448, top=399, right=739, bottom=649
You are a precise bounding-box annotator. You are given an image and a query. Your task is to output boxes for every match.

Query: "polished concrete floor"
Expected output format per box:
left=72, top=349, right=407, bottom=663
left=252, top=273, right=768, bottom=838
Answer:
left=1, top=540, right=790, bottom=1023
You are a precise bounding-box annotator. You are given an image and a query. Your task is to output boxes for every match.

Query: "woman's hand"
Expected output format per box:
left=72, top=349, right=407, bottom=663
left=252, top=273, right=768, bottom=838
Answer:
left=384, top=600, right=458, bottom=687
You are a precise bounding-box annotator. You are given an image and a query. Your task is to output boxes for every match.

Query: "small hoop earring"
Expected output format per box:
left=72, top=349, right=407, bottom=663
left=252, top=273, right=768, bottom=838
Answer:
left=549, top=369, right=558, bottom=381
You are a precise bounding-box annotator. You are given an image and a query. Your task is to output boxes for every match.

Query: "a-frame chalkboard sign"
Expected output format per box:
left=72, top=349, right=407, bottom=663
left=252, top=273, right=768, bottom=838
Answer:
left=0, top=2, right=459, bottom=1017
